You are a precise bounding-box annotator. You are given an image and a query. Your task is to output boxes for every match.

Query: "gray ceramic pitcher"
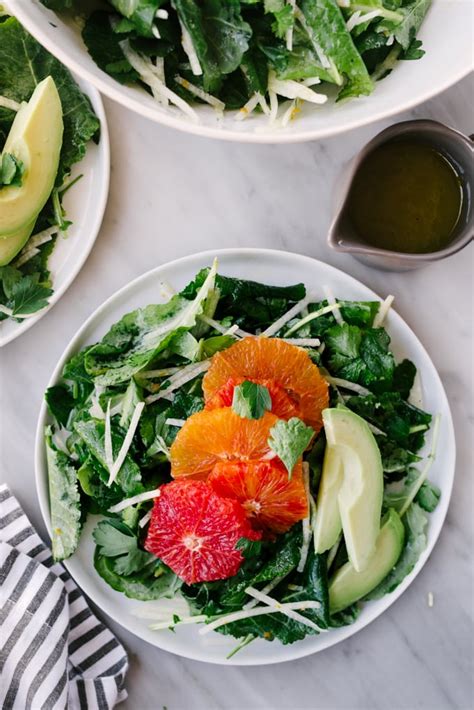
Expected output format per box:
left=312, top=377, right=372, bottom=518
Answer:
left=328, top=120, right=473, bottom=271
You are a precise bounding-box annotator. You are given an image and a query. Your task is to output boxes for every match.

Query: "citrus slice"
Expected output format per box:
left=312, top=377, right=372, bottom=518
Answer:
left=144, top=479, right=260, bottom=584
left=202, top=337, right=328, bottom=432
left=208, top=460, right=308, bottom=534
left=170, top=408, right=278, bottom=480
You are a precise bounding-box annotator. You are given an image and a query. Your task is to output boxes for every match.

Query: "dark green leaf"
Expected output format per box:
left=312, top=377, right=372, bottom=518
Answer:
left=232, top=380, right=272, bottom=419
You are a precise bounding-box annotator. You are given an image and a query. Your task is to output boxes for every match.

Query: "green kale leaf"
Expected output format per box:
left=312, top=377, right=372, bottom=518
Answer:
left=45, top=428, right=81, bottom=561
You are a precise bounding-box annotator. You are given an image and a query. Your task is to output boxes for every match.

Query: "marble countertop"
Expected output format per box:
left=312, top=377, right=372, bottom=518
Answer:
left=1, top=75, right=473, bottom=710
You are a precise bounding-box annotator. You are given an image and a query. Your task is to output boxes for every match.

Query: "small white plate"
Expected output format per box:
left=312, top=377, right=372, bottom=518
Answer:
left=0, top=76, right=109, bottom=347
left=9, top=0, right=473, bottom=143
left=35, top=249, right=455, bottom=665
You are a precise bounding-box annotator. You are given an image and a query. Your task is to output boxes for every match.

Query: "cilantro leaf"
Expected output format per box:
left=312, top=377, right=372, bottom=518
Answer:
left=7, top=276, right=53, bottom=316
left=93, top=518, right=154, bottom=576
left=232, top=381, right=272, bottom=420
left=268, top=417, right=314, bottom=477
left=0, top=152, right=24, bottom=187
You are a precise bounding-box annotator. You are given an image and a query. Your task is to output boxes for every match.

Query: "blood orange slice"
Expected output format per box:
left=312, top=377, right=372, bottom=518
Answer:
left=145, top=479, right=260, bottom=584
left=208, top=460, right=308, bottom=534
left=170, top=408, right=278, bottom=480
left=202, top=337, right=328, bottom=432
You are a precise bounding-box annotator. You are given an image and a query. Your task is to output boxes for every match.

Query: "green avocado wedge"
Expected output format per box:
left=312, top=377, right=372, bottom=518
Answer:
left=0, top=220, right=35, bottom=265
left=0, top=76, right=63, bottom=236
left=322, top=407, right=384, bottom=572
left=329, top=508, right=405, bottom=613
left=313, top=445, right=343, bottom=553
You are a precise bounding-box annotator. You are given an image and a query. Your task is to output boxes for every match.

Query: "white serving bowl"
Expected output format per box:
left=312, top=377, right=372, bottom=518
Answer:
left=8, top=0, right=474, bottom=144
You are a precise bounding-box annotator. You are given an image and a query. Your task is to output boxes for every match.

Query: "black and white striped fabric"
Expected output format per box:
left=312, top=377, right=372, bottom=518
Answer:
left=0, top=484, right=128, bottom=709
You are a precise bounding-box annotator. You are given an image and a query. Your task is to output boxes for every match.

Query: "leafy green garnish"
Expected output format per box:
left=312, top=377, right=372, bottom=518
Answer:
left=0, top=152, right=23, bottom=187
left=94, top=550, right=182, bottom=601
left=232, top=381, right=272, bottom=420
left=268, top=417, right=314, bottom=477
left=93, top=518, right=155, bottom=575
left=45, top=428, right=81, bottom=561
left=45, top=383, right=75, bottom=428
left=5, top=276, right=53, bottom=317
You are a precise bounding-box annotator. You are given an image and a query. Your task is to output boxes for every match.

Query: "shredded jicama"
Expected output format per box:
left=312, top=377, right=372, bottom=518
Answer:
left=260, top=294, right=314, bottom=337
left=108, top=489, right=161, bottom=514
left=297, top=463, right=312, bottom=572
left=0, top=95, right=20, bottom=111
left=399, top=414, right=441, bottom=516
left=107, top=402, right=145, bottom=486
left=323, top=285, right=343, bottom=325
left=199, top=600, right=324, bottom=635
left=284, top=303, right=341, bottom=337
left=175, top=75, right=224, bottom=111
left=244, top=587, right=325, bottom=633
left=145, top=360, right=211, bottom=404
left=373, top=295, right=394, bottom=328
left=323, top=375, right=371, bottom=396
left=178, top=19, right=202, bottom=76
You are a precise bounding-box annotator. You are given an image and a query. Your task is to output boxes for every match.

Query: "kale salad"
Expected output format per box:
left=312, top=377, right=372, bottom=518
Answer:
left=44, top=261, right=441, bottom=655
left=42, top=0, right=431, bottom=126
left=0, top=14, right=100, bottom=324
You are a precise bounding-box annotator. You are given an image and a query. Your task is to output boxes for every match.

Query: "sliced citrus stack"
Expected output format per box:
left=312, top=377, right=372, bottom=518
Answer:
left=145, top=479, right=260, bottom=584
left=170, top=408, right=278, bottom=480
left=208, top=460, right=308, bottom=534
left=202, top=337, right=328, bottom=432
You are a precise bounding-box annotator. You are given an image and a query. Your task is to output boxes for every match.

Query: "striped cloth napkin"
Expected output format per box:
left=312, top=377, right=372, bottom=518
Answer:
left=0, top=484, right=128, bottom=709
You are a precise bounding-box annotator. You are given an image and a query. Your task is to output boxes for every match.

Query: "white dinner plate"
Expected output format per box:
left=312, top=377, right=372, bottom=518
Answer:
left=8, top=0, right=473, bottom=143
left=35, top=249, right=455, bottom=665
left=0, top=76, right=109, bottom=347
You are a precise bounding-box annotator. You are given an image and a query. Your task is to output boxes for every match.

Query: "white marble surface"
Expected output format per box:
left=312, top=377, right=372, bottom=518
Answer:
left=1, top=75, right=473, bottom=709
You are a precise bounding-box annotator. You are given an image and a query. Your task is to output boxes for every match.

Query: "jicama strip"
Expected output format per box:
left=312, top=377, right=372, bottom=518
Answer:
left=150, top=614, right=208, bottom=631
left=0, top=95, right=20, bottom=111
left=178, top=19, right=202, bottom=76
left=399, top=414, right=441, bottom=516
left=175, top=75, right=224, bottom=111
left=244, top=587, right=326, bottom=633
left=323, top=375, right=371, bottom=396
left=284, top=303, right=341, bottom=337
left=107, top=402, right=145, bottom=485
left=243, top=574, right=288, bottom=610
left=322, top=285, right=343, bottom=324
left=297, top=463, right=312, bottom=572
left=145, top=360, right=211, bottom=404
left=373, top=295, right=394, bottom=328
left=108, top=489, right=161, bottom=514
left=199, top=600, right=324, bottom=635
left=268, top=72, right=327, bottom=105
left=235, top=92, right=261, bottom=121
left=261, top=294, right=314, bottom=337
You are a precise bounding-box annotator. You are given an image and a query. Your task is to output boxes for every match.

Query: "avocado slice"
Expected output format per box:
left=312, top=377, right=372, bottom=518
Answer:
left=313, top=445, right=343, bottom=553
left=323, top=408, right=384, bottom=572
left=329, top=508, right=405, bottom=613
left=0, top=221, right=35, bottom=266
left=0, top=76, right=63, bottom=236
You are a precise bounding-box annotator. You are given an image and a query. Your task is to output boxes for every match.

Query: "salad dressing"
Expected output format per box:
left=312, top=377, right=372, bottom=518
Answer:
left=346, top=140, right=463, bottom=254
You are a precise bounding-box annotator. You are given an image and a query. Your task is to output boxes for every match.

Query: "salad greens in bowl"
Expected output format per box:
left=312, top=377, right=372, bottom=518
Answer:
left=36, top=250, right=455, bottom=664
left=0, top=12, right=108, bottom=345
left=9, top=1, right=473, bottom=142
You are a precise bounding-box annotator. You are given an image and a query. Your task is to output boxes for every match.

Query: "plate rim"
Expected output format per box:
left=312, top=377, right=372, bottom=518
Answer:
left=0, top=77, right=110, bottom=347
left=34, top=247, right=456, bottom=665
left=9, top=0, right=473, bottom=144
